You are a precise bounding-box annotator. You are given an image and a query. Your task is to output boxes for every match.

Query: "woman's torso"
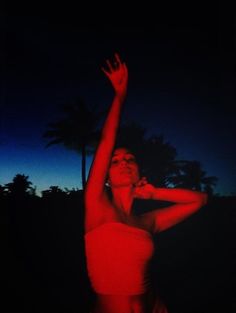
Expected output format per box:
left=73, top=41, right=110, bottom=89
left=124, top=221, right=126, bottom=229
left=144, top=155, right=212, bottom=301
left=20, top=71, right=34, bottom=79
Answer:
left=92, top=291, right=155, bottom=313
left=86, top=203, right=156, bottom=313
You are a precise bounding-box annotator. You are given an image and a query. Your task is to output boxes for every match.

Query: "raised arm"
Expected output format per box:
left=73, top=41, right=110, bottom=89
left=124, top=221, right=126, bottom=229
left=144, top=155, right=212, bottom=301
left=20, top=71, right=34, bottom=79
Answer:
left=84, top=54, right=128, bottom=229
left=134, top=178, right=208, bottom=233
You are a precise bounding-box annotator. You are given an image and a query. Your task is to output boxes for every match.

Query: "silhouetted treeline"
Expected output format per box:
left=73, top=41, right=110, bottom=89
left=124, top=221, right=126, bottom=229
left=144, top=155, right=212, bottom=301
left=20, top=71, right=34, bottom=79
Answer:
left=1, top=182, right=235, bottom=312
left=43, top=100, right=218, bottom=195
left=1, top=187, right=92, bottom=312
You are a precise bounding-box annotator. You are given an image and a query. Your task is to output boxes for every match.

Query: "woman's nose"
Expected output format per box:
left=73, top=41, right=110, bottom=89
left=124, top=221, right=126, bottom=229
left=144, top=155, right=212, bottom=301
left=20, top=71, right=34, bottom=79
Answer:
left=120, top=159, right=128, bottom=166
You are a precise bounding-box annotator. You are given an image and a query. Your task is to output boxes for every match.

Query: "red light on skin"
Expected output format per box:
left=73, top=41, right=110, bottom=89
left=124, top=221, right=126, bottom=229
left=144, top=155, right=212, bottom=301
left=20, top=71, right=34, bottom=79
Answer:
left=84, top=53, right=207, bottom=313
left=108, top=148, right=140, bottom=188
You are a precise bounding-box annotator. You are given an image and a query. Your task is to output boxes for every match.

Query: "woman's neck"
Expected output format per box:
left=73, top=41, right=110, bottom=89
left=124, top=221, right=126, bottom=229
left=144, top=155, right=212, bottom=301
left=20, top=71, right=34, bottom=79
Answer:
left=111, top=186, right=134, bottom=215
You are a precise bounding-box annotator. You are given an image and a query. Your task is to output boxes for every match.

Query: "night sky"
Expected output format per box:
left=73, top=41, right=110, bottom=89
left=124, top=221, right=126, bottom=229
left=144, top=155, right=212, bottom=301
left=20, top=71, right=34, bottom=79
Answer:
left=1, top=5, right=235, bottom=196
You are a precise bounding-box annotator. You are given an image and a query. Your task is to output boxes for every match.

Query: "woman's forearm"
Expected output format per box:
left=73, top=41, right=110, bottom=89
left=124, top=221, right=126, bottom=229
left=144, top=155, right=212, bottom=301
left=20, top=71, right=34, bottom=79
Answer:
left=101, top=94, right=124, bottom=144
left=85, top=54, right=128, bottom=203
left=86, top=94, right=124, bottom=189
left=151, top=187, right=208, bottom=205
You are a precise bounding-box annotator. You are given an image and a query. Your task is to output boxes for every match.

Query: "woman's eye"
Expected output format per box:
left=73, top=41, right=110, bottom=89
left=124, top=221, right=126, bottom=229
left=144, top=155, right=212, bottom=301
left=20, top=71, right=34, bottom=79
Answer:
left=126, top=157, right=135, bottom=163
left=111, top=159, right=118, bottom=165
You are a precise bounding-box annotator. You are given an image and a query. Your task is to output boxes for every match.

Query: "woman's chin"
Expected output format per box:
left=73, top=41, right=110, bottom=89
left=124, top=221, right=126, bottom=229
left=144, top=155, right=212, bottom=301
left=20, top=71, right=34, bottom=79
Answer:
left=112, top=180, right=137, bottom=188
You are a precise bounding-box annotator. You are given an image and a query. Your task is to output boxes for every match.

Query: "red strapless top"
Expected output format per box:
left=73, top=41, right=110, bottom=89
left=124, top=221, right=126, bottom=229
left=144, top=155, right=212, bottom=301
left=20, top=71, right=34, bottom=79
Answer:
left=84, top=222, right=154, bottom=295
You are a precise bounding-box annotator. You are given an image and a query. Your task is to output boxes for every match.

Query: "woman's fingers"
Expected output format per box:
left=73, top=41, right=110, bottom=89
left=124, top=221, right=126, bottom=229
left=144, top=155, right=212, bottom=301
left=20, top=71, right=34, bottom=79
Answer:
left=115, top=53, right=122, bottom=66
left=101, top=67, right=111, bottom=78
left=106, top=59, right=114, bottom=72
left=123, top=62, right=128, bottom=76
left=141, top=177, right=147, bottom=184
left=103, top=54, right=123, bottom=73
left=135, top=177, right=148, bottom=187
left=101, top=54, right=128, bottom=98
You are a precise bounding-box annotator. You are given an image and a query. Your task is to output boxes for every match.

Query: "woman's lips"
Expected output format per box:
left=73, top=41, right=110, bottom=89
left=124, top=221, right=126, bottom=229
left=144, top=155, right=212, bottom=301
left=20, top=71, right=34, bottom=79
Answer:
left=120, top=168, right=132, bottom=174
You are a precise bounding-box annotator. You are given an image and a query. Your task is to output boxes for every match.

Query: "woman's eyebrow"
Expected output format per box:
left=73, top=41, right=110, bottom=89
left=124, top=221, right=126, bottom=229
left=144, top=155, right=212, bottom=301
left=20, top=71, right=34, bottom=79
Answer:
left=112, top=152, right=134, bottom=157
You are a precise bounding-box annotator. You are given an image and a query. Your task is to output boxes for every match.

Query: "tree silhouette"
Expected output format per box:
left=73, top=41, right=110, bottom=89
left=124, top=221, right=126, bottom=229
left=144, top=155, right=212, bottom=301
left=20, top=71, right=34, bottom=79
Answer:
left=169, top=160, right=218, bottom=193
left=44, top=102, right=218, bottom=193
left=139, top=135, right=178, bottom=187
left=64, top=187, right=82, bottom=198
left=116, top=122, right=178, bottom=187
left=0, top=184, right=7, bottom=198
left=116, top=122, right=217, bottom=192
left=43, top=98, right=102, bottom=189
left=41, top=186, right=67, bottom=200
left=5, top=174, right=35, bottom=197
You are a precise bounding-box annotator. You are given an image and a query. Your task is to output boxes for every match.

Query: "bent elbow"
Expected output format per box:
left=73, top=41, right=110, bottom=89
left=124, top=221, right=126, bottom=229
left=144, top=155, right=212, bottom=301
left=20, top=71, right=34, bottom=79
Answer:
left=198, top=192, right=208, bottom=207
left=193, top=192, right=208, bottom=210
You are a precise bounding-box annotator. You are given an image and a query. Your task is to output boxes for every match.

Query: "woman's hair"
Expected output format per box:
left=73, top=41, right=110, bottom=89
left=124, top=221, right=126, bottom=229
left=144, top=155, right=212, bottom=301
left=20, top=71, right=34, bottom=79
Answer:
left=113, top=144, right=146, bottom=176
left=113, top=145, right=139, bottom=163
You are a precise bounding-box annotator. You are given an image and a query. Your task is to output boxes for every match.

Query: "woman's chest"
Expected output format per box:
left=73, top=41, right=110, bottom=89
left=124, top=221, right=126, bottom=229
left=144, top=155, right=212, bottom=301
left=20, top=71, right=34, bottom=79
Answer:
left=103, top=206, right=153, bottom=233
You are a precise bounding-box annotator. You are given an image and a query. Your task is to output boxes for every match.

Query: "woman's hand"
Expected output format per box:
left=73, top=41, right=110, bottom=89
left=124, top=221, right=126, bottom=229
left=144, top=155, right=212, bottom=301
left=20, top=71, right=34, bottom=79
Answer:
left=102, top=53, right=128, bottom=100
left=133, top=177, right=155, bottom=200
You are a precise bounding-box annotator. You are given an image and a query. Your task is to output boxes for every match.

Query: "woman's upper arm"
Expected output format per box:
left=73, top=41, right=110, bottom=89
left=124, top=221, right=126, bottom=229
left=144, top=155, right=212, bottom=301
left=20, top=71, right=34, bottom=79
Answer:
left=85, top=140, right=113, bottom=203
left=149, top=196, right=207, bottom=233
left=84, top=141, right=112, bottom=229
left=84, top=189, right=111, bottom=232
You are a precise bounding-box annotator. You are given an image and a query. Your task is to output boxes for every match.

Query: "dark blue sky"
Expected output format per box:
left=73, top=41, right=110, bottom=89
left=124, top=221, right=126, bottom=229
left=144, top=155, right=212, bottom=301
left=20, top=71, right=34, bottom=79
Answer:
left=1, top=7, right=235, bottom=195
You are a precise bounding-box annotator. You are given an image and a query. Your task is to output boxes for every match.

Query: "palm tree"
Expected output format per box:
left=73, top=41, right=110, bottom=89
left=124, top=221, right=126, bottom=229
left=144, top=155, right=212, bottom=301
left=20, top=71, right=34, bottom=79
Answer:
left=41, top=186, right=66, bottom=199
left=5, top=174, right=34, bottom=197
left=170, top=160, right=218, bottom=193
left=43, top=98, right=102, bottom=189
left=117, top=123, right=218, bottom=193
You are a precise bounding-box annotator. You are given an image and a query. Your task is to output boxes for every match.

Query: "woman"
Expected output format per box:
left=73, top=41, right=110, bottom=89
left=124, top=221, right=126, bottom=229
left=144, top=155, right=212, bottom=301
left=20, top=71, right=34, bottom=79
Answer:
left=84, top=54, right=207, bottom=313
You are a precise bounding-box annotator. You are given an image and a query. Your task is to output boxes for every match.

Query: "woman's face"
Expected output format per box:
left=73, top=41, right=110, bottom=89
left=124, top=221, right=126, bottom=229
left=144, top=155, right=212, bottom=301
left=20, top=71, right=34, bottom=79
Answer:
left=108, top=148, right=140, bottom=188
